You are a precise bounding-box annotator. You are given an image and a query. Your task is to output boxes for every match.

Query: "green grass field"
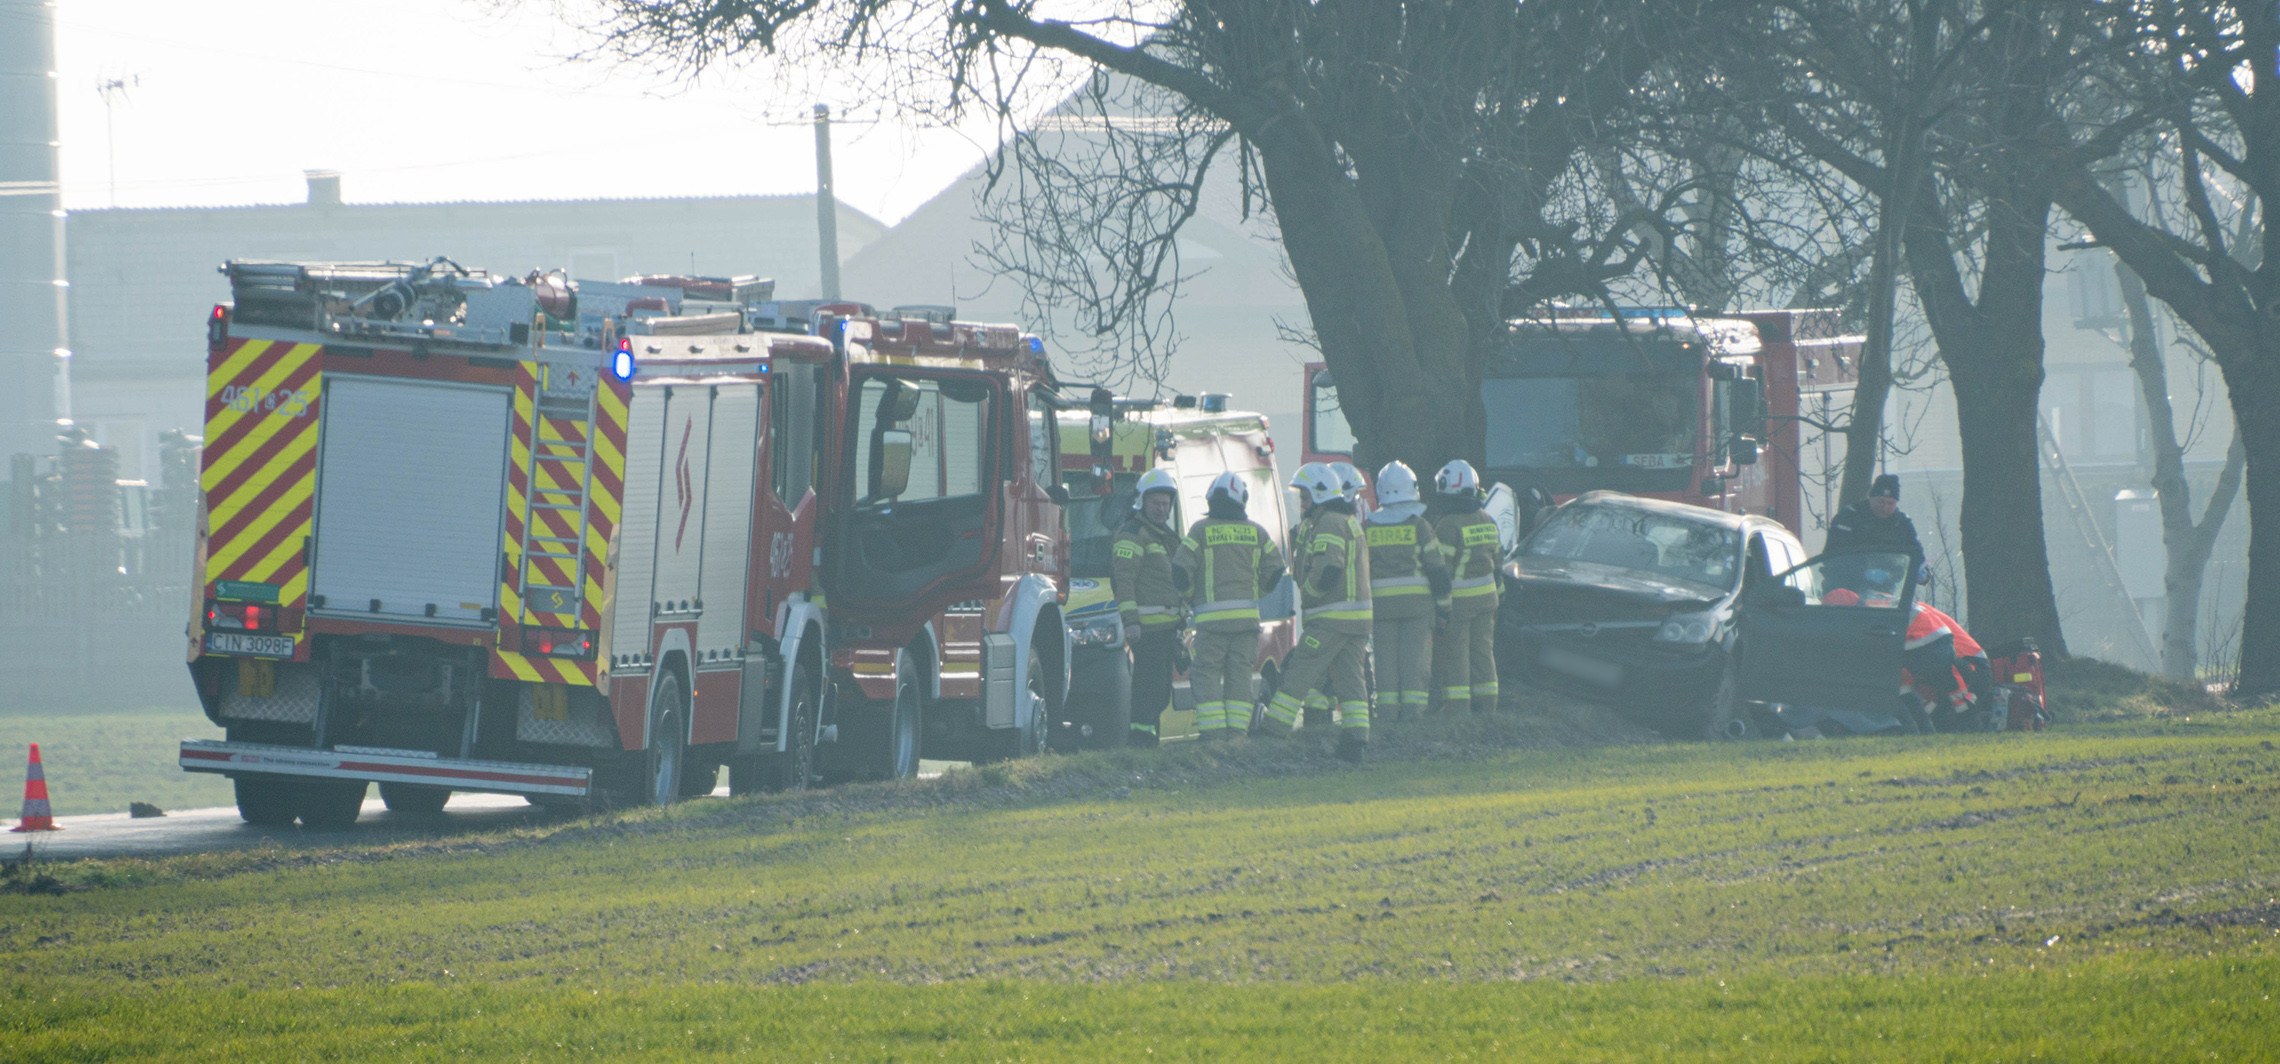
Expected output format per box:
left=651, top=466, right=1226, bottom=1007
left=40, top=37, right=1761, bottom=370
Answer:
left=2, top=675, right=2276, bottom=1060
left=0, top=707, right=227, bottom=818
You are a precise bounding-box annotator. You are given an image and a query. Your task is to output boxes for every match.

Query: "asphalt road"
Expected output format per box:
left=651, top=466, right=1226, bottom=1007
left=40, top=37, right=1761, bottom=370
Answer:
left=8, top=789, right=587, bottom=862
left=9, top=767, right=959, bottom=862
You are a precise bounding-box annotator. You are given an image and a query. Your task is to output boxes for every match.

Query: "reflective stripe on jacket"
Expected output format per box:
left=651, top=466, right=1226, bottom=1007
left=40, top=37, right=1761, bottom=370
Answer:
left=1174, top=517, right=1288, bottom=632
left=1435, top=510, right=1502, bottom=615
left=1112, top=516, right=1183, bottom=629
left=1363, top=513, right=1445, bottom=621
left=1295, top=509, right=1371, bottom=634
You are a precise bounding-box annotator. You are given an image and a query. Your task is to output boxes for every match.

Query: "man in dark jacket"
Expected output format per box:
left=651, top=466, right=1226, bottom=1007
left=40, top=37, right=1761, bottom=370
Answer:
left=1826, top=474, right=1923, bottom=560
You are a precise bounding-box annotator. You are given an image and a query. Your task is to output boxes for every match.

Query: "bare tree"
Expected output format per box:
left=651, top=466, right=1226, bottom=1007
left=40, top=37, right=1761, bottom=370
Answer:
left=2043, top=2, right=2277, bottom=695
left=576, top=0, right=1734, bottom=475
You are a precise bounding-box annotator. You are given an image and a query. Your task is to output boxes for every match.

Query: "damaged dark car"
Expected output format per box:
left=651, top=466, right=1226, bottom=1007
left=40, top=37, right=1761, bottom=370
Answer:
left=1498, top=492, right=1805, bottom=739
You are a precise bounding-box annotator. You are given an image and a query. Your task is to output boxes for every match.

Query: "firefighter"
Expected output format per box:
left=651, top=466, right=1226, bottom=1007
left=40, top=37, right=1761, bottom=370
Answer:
left=1172, top=472, right=1287, bottom=739
left=1363, top=461, right=1450, bottom=722
left=1431, top=460, right=1502, bottom=714
left=1825, top=588, right=1993, bottom=732
left=1113, top=467, right=1185, bottom=747
left=1301, top=461, right=1374, bottom=727
left=1259, top=462, right=1374, bottom=763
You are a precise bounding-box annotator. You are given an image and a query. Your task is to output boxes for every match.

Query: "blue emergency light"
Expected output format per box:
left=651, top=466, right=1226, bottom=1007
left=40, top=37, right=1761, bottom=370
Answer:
left=610, top=339, right=636, bottom=381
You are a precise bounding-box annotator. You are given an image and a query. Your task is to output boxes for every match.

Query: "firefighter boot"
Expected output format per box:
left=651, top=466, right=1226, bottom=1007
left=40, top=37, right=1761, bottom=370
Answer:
left=1336, top=730, right=1367, bottom=764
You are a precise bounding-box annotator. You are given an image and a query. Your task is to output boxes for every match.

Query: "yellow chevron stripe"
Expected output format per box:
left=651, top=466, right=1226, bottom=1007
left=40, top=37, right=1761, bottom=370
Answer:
left=205, top=424, right=317, bottom=525
left=202, top=344, right=321, bottom=490
left=494, top=650, right=596, bottom=687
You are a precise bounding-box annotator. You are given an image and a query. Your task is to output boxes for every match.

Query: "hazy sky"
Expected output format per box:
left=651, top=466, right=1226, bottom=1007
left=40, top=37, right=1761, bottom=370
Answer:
left=51, top=0, right=991, bottom=223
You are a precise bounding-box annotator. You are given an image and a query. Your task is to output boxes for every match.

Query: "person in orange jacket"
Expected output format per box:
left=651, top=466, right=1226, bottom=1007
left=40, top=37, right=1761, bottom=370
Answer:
left=1823, top=590, right=1991, bottom=731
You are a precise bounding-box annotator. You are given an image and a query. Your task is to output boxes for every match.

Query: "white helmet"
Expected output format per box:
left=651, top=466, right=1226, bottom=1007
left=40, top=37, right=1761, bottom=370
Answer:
left=1290, top=462, right=1343, bottom=506
left=1205, top=470, right=1250, bottom=509
left=1374, top=461, right=1420, bottom=507
left=1133, top=467, right=1179, bottom=511
left=1328, top=461, right=1366, bottom=503
left=1435, top=459, right=1480, bottom=497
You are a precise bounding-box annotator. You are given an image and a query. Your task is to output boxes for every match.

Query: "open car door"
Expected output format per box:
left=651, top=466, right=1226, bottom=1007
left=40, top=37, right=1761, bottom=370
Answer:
left=1736, top=550, right=1918, bottom=713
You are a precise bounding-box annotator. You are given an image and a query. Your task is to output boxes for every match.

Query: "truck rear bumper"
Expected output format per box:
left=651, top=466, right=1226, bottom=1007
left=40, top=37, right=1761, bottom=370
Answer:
left=180, top=740, right=592, bottom=796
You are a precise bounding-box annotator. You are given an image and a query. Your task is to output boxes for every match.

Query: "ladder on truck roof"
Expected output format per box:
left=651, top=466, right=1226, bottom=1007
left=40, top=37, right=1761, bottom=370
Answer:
left=517, top=365, right=600, bottom=627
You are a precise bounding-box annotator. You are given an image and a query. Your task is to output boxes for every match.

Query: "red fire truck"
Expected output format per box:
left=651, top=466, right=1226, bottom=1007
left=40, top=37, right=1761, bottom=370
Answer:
left=181, top=259, right=1070, bottom=826
left=1301, top=309, right=1861, bottom=537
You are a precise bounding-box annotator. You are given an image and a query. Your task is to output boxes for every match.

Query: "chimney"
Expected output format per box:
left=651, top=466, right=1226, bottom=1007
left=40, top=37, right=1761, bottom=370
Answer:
left=305, top=169, right=342, bottom=207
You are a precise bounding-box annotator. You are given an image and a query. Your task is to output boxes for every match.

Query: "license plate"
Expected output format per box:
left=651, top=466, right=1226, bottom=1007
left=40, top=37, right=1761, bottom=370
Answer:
left=207, top=632, right=294, bottom=658
left=1540, top=645, right=1622, bottom=687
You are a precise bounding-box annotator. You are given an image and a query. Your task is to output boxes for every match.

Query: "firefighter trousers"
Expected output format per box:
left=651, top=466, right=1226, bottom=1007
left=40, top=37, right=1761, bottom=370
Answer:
left=1128, top=627, right=1179, bottom=746
left=1261, top=628, right=1370, bottom=740
left=1372, top=615, right=1434, bottom=720
left=1433, top=611, right=1499, bottom=713
left=1189, top=627, right=1258, bottom=735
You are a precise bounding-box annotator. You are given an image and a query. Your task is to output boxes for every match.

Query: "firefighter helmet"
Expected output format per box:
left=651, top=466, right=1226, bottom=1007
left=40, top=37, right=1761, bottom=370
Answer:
left=1290, top=462, right=1343, bottom=506
left=1435, top=459, right=1480, bottom=497
left=1206, top=470, right=1250, bottom=508
left=1329, top=461, right=1366, bottom=503
left=1133, top=467, right=1179, bottom=510
left=1374, top=461, right=1421, bottom=507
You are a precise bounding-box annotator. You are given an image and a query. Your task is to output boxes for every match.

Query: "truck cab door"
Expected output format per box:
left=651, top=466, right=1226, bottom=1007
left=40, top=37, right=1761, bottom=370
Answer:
left=1735, top=550, right=1917, bottom=713
left=830, top=370, right=1005, bottom=612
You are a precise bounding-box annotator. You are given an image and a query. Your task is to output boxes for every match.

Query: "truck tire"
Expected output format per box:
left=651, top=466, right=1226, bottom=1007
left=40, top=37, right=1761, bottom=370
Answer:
left=1066, top=646, right=1132, bottom=750
left=877, top=672, right=922, bottom=780
left=646, top=670, right=692, bottom=806
left=234, top=776, right=295, bottom=827
left=984, top=642, right=1057, bottom=761
left=742, top=665, right=819, bottom=794
left=295, top=779, right=368, bottom=831
left=379, top=783, right=451, bottom=817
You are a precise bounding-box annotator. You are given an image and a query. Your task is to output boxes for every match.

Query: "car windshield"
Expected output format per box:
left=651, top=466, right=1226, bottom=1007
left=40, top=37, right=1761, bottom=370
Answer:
left=1522, top=503, right=1741, bottom=595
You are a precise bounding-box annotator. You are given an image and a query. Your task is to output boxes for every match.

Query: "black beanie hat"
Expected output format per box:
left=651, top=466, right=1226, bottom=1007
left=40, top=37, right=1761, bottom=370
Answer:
left=1869, top=474, right=1901, bottom=500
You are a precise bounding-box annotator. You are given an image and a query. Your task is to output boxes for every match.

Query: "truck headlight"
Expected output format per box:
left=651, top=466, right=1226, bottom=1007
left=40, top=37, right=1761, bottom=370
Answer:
left=1654, top=611, right=1717, bottom=645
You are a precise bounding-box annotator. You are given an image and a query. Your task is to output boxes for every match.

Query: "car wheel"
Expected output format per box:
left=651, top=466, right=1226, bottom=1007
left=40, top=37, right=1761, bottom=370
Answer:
left=1067, top=645, right=1132, bottom=750
left=1700, top=650, right=1747, bottom=741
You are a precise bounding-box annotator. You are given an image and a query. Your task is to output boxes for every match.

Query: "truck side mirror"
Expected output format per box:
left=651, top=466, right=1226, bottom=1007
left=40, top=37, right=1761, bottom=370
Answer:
left=1732, top=436, right=1761, bottom=466
left=870, top=428, right=913, bottom=502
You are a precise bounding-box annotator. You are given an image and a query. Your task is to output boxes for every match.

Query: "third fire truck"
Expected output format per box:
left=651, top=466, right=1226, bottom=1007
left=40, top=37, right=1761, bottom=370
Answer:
left=1302, top=308, right=1862, bottom=538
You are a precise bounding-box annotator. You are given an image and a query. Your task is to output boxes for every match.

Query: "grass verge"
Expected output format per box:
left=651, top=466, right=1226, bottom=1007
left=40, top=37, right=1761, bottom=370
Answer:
left=3, top=693, right=2277, bottom=1060
left=0, top=707, right=226, bottom=818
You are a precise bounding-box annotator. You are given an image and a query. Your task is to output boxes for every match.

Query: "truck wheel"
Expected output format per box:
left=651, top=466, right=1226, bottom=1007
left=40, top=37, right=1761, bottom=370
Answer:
left=878, top=673, right=922, bottom=780
left=379, top=783, right=451, bottom=817
left=748, top=666, right=820, bottom=794
left=987, top=643, right=1058, bottom=761
left=234, top=776, right=295, bottom=827
left=296, top=779, right=369, bottom=831
left=646, top=670, right=691, bottom=806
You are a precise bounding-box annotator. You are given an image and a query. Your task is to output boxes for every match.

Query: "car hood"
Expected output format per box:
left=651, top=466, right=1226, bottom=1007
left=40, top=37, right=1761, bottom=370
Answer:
left=1501, top=557, right=1729, bottom=611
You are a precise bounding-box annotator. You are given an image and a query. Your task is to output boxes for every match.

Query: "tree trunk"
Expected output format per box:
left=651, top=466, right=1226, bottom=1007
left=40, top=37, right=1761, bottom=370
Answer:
left=2116, top=255, right=2245, bottom=681
left=1839, top=114, right=1923, bottom=506
left=1946, top=348, right=2068, bottom=654
left=2221, top=356, right=2280, bottom=698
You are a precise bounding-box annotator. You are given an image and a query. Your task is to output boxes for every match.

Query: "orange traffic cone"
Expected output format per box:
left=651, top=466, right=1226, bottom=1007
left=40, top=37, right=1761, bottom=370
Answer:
left=11, top=744, right=58, bottom=832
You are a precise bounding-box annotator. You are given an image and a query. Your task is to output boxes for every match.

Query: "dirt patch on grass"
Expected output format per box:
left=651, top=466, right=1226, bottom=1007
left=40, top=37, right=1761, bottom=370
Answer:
left=2046, top=657, right=2229, bottom=723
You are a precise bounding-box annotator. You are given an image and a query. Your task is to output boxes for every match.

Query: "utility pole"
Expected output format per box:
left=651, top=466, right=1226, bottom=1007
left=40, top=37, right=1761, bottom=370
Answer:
left=813, top=103, right=841, bottom=301
left=97, top=75, right=136, bottom=208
